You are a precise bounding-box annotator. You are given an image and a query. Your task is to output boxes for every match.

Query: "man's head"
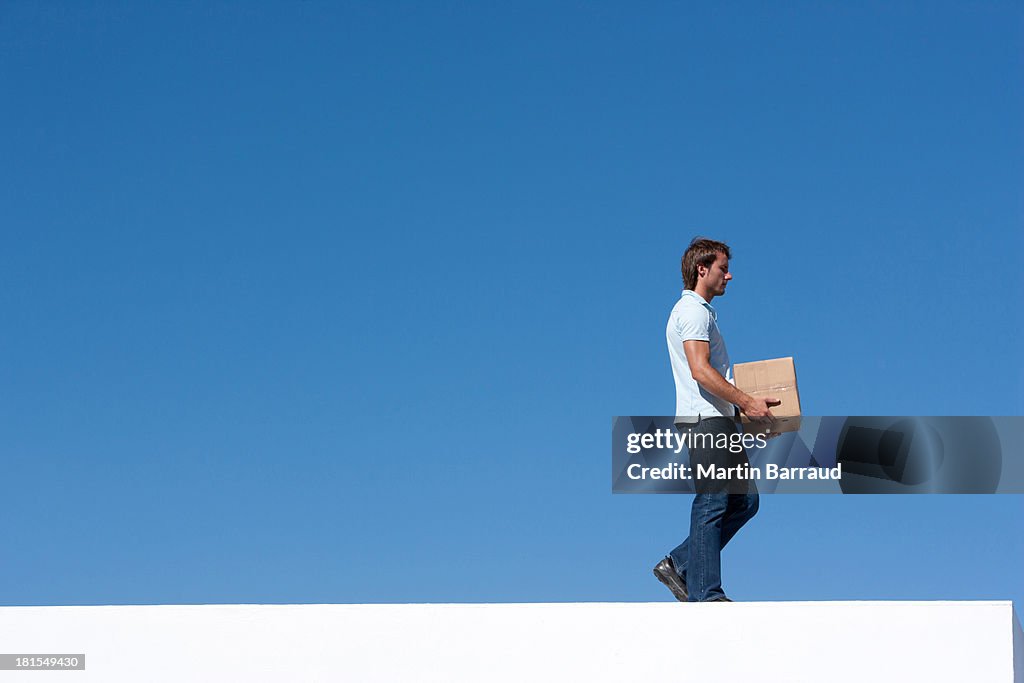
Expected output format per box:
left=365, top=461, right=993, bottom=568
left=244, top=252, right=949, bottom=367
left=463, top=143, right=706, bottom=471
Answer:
left=681, top=237, right=732, bottom=299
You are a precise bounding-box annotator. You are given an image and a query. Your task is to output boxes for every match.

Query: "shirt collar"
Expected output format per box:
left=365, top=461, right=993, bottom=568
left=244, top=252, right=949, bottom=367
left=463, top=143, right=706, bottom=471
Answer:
left=682, top=289, right=716, bottom=319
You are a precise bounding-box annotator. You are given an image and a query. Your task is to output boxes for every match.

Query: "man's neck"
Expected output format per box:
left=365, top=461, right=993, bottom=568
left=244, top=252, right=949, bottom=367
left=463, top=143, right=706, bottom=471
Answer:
left=693, top=284, right=715, bottom=304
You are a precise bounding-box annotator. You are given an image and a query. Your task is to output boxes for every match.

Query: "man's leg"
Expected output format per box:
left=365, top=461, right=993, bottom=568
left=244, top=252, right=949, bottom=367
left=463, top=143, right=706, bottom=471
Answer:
left=718, top=423, right=759, bottom=549
left=685, top=416, right=734, bottom=601
left=720, top=493, right=758, bottom=547
left=662, top=417, right=759, bottom=600
left=689, top=416, right=760, bottom=601
left=669, top=490, right=757, bottom=585
left=685, top=491, right=730, bottom=601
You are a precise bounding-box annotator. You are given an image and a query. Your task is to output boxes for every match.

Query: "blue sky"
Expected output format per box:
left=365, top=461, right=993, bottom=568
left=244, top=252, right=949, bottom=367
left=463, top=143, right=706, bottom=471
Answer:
left=2, top=2, right=1021, bottom=607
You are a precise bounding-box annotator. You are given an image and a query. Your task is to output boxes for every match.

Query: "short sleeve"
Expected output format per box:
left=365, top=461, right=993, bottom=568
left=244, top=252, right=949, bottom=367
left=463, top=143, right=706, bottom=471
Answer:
left=672, top=304, right=711, bottom=343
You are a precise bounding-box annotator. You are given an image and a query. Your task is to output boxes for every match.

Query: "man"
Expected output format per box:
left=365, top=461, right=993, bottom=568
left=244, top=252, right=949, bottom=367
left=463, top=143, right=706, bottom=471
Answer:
left=653, top=238, right=779, bottom=602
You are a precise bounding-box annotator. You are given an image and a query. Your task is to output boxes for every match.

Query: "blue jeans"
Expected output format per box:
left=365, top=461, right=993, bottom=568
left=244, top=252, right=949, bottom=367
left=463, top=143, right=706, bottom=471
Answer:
left=668, top=417, right=759, bottom=601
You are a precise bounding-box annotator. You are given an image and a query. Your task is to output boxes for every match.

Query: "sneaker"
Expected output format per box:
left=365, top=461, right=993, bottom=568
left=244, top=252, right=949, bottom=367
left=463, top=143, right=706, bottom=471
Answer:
left=707, top=595, right=733, bottom=602
left=652, top=557, right=689, bottom=602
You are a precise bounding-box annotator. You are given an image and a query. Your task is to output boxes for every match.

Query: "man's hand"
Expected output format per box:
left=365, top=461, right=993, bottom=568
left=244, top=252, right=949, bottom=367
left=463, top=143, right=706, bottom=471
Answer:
left=741, top=396, right=782, bottom=432
left=741, top=396, right=781, bottom=420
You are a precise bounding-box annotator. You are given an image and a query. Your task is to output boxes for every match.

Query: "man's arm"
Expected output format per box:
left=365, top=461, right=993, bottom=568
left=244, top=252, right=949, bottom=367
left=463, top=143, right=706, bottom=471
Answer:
left=682, top=339, right=779, bottom=419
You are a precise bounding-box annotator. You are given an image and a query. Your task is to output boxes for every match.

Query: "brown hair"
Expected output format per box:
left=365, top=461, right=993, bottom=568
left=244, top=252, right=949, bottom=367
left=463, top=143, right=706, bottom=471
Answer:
left=681, top=238, right=731, bottom=290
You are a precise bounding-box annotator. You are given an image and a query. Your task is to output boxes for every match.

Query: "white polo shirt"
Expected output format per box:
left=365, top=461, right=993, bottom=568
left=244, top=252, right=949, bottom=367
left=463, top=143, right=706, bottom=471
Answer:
left=666, top=289, right=735, bottom=422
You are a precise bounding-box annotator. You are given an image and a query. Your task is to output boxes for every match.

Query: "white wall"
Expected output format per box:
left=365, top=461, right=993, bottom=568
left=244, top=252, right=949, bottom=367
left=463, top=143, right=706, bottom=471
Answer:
left=0, top=601, right=1019, bottom=682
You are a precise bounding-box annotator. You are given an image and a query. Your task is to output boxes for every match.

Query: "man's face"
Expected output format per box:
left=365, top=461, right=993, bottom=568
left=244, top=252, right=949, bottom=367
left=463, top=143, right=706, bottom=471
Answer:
left=699, top=252, right=732, bottom=296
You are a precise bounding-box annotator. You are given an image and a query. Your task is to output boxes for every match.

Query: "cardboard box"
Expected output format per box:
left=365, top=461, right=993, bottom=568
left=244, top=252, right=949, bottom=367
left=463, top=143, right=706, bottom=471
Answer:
left=733, top=356, right=802, bottom=434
